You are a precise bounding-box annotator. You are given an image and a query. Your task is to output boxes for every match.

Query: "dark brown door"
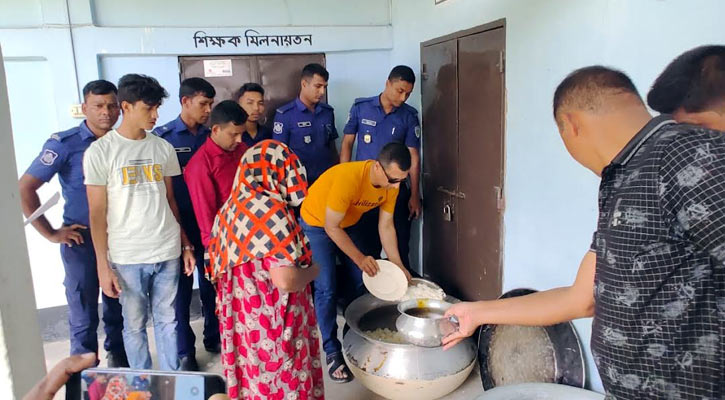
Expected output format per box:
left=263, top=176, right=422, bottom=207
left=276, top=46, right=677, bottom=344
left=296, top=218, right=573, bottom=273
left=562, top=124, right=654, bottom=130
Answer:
left=421, top=21, right=505, bottom=301
left=257, top=54, right=328, bottom=128
left=456, top=27, right=505, bottom=300
left=178, top=54, right=325, bottom=130
left=421, top=39, right=459, bottom=296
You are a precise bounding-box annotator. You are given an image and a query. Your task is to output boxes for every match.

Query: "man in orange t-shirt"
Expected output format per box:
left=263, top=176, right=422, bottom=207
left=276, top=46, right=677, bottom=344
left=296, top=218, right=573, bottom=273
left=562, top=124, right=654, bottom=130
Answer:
left=300, top=142, right=411, bottom=383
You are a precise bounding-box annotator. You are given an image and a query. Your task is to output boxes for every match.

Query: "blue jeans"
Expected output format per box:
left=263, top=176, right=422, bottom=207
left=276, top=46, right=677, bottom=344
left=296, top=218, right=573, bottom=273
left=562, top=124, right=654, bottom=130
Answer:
left=111, top=259, right=180, bottom=370
left=299, top=219, right=367, bottom=357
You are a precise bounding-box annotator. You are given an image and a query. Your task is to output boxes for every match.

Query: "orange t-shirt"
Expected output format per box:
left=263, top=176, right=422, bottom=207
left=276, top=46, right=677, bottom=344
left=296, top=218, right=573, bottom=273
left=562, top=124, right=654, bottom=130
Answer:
left=301, top=160, right=399, bottom=228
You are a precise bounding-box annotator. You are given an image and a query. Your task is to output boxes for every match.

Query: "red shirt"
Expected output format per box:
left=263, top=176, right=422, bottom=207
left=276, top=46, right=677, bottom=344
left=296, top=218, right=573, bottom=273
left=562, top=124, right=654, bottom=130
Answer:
left=184, top=137, right=247, bottom=247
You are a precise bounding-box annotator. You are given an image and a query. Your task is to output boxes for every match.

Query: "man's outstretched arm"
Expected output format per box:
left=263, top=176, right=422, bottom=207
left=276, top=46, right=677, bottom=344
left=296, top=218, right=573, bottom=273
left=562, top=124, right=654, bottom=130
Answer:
left=443, top=250, right=596, bottom=350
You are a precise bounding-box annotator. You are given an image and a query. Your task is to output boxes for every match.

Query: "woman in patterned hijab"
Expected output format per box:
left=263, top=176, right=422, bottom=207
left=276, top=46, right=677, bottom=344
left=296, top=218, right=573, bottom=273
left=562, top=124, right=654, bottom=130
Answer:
left=206, top=140, right=323, bottom=400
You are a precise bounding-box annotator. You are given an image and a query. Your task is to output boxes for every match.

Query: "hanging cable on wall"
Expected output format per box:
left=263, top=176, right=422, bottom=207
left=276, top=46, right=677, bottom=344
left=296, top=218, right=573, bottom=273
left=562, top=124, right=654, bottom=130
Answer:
left=64, top=0, right=82, bottom=103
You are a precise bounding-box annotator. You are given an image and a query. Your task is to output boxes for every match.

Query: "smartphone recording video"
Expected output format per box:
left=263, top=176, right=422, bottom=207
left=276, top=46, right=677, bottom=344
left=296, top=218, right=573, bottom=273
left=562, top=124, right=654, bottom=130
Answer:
left=79, top=368, right=225, bottom=400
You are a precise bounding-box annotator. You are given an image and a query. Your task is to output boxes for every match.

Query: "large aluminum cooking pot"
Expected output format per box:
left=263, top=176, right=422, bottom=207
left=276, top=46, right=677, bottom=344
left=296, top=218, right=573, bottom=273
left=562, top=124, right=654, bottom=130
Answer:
left=343, top=293, right=477, bottom=400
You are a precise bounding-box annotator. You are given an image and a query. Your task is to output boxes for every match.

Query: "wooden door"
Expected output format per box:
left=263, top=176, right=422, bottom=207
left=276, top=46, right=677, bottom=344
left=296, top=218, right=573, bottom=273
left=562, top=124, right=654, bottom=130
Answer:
left=421, top=21, right=505, bottom=301
left=178, top=56, right=254, bottom=106
left=456, top=27, right=505, bottom=300
left=178, top=54, right=326, bottom=130
left=420, top=39, right=459, bottom=295
left=256, top=53, right=328, bottom=129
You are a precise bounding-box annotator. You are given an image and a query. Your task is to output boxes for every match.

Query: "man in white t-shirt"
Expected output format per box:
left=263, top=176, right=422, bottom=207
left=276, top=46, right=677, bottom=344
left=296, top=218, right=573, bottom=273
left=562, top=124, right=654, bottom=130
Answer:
left=84, top=74, right=195, bottom=371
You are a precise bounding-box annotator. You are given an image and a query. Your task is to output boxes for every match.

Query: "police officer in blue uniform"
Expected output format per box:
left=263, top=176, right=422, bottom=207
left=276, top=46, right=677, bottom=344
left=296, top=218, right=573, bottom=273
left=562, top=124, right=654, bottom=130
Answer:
left=340, top=66, right=422, bottom=274
left=236, top=82, right=273, bottom=147
left=153, top=77, right=220, bottom=371
left=274, top=63, right=338, bottom=184
left=18, top=80, right=127, bottom=366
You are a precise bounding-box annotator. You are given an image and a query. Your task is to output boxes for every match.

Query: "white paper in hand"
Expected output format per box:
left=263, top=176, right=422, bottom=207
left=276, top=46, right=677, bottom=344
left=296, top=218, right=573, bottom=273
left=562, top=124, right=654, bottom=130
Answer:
left=24, top=191, right=60, bottom=226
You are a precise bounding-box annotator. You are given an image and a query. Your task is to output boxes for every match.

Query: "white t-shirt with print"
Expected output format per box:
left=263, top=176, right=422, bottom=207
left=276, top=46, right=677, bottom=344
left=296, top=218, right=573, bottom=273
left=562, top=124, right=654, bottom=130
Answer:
left=83, top=129, right=182, bottom=264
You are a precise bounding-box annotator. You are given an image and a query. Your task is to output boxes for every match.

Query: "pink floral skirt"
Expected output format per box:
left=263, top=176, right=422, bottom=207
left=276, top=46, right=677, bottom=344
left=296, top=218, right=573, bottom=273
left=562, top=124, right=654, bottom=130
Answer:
left=217, top=257, right=324, bottom=400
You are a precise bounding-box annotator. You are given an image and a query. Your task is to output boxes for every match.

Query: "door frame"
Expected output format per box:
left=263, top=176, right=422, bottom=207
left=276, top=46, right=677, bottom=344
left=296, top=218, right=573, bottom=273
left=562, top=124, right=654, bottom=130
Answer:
left=419, top=19, right=506, bottom=299
left=420, top=18, right=506, bottom=47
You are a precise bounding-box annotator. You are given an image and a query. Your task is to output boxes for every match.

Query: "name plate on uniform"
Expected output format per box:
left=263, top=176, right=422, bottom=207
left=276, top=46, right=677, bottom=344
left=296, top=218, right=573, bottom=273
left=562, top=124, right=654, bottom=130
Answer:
left=297, top=121, right=312, bottom=128
left=361, top=119, right=377, bottom=127
left=175, top=147, right=192, bottom=153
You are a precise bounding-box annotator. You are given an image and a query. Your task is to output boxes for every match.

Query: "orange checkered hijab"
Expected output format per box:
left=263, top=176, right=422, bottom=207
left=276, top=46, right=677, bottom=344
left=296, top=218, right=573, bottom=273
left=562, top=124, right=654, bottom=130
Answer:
left=205, top=140, right=311, bottom=282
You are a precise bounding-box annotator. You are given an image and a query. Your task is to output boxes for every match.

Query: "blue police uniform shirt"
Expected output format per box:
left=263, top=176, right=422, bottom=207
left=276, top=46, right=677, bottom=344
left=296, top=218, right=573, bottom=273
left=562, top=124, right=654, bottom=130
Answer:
left=342, top=95, right=421, bottom=161
left=25, top=121, right=98, bottom=226
left=273, top=98, right=338, bottom=183
left=242, top=123, right=273, bottom=147
left=152, top=115, right=210, bottom=219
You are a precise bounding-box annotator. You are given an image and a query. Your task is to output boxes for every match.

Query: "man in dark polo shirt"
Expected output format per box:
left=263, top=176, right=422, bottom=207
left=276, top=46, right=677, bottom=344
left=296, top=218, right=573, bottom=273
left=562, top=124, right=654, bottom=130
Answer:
left=443, top=66, right=723, bottom=399
left=648, top=45, right=725, bottom=131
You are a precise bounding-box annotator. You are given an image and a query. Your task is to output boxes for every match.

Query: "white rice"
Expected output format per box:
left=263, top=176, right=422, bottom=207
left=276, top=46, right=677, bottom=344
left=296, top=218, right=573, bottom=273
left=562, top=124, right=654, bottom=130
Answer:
left=399, top=283, right=446, bottom=302
left=365, top=328, right=407, bottom=344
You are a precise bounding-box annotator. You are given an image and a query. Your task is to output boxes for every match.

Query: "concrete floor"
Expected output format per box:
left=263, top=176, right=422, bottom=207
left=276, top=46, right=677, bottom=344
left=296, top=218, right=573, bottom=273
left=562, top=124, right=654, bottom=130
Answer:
left=43, top=316, right=485, bottom=399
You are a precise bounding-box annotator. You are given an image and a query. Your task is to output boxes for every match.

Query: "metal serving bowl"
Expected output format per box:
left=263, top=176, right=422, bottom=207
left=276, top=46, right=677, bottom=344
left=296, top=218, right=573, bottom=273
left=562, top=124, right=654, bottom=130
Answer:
left=395, top=298, right=459, bottom=347
left=343, top=294, right=477, bottom=400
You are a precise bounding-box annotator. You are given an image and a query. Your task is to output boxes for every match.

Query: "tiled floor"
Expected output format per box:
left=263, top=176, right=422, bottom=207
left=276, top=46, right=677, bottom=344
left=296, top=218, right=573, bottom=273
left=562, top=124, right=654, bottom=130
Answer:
left=44, top=317, right=485, bottom=399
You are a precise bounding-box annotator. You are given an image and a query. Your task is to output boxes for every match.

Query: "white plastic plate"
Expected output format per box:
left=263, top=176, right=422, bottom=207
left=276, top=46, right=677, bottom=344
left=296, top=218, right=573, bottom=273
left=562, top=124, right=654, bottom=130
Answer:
left=363, top=259, right=408, bottom=301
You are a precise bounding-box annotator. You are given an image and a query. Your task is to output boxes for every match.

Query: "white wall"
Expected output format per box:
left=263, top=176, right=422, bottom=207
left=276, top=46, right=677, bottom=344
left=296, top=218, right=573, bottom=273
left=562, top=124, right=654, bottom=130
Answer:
left=390, top=0, right=725, bottom=392
left=90, top=0, right=391, bottom=27
left=0, top=0, right=43, bottom=27
left=5, top=59, right=67, bottom=309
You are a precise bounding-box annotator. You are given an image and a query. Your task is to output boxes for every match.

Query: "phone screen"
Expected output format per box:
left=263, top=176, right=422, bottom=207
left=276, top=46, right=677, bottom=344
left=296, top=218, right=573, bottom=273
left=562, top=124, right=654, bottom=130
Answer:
left=79, top=368, right=225, bottom=400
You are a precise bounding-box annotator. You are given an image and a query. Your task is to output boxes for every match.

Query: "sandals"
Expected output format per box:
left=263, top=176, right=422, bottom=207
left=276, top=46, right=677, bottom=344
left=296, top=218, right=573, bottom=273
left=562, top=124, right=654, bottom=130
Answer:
left=326, top=353, right=354, bottom=383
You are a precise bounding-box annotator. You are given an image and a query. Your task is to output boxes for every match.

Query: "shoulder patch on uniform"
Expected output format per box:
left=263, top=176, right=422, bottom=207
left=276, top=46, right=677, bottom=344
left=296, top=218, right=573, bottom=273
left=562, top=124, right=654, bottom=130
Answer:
left=273, top=121, right=284, bottom=134
left=353, top=96, right=373, bottom=105
left=152, top=124, right=171, bottom=137
left=54, top=128, right=79, bottom=141
left=40, top=149, right=59, bottom=166
left=415, top=126, right=421, bottom=138
left=276, top=102, right=295, bottom=114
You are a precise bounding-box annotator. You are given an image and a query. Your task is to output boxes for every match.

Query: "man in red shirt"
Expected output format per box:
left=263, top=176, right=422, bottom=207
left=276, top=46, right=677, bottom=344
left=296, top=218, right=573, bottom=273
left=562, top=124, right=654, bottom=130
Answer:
left=185, top=100, right=249, bottom=247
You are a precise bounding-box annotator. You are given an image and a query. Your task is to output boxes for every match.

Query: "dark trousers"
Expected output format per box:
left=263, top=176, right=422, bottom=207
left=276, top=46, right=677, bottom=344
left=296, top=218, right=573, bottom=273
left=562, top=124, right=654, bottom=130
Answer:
left=175, top=223, right=219, bottom=358
left=300, top=219, right=367, bottom=357
left=60, top=229, right=124, bottom=355
left=357, top=182, right=417, bottom=275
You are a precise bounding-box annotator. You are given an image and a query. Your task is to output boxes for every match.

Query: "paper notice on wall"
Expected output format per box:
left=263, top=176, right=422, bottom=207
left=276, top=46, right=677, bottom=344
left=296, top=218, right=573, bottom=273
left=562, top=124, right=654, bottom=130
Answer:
left=203, top=59, right=233, bottom=77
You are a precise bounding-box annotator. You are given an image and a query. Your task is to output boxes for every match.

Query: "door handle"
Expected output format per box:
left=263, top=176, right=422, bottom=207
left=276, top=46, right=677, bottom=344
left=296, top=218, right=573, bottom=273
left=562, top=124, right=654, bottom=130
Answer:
left=436, top=186, right=466, bottom=199
left=494, top=186, right=504, bottom=211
